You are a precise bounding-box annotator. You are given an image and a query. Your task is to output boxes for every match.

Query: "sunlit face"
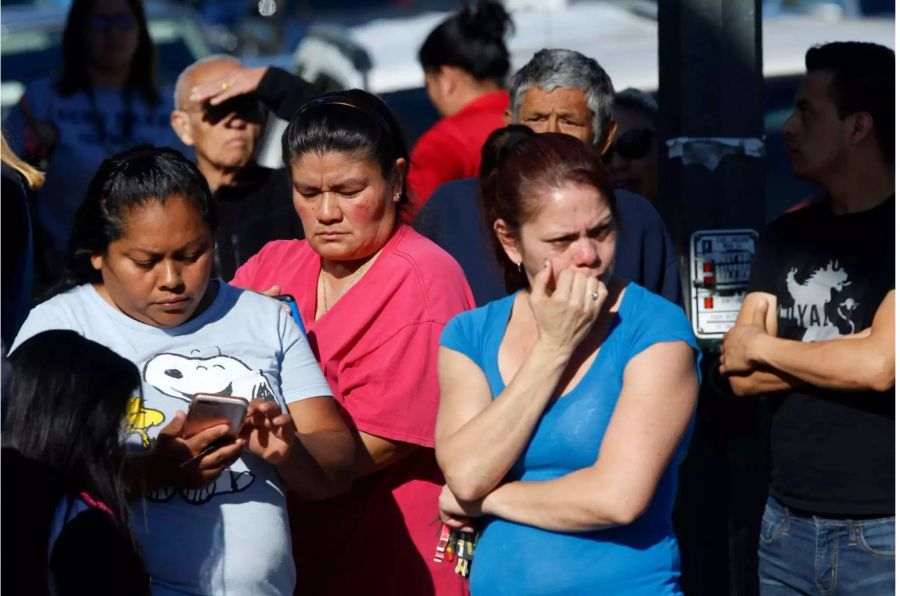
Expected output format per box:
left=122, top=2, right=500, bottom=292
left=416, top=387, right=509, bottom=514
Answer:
left=499, top=182, right=616, bottom=287
left=782, top=70, right=850, bottom=183
left=91, top=196, right=215, bottom=328
left=176, top=60, right=264, bottom=176
left=606, top=105, right=658, bottom=204
left=85, top=0, right=139, bottom=74
left=290, top=151, right=404, bottom=262
left=513, top=87, right=595, bottom=144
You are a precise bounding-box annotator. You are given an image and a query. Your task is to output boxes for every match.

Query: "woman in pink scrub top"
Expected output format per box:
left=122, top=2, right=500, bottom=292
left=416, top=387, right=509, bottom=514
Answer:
left=232, top=89, right=475, bottom=596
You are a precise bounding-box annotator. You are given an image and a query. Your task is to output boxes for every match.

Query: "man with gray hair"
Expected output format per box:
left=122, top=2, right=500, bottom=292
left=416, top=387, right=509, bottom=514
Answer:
left=170, top=56, right=318, bottom=279
left=415, top=48, right=681, bottom=306
left=505, top=48, right=616, bottom=146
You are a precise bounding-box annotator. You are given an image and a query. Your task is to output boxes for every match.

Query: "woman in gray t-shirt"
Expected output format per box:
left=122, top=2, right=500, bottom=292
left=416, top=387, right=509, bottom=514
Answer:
left=12, top=146, right=356, bottom=595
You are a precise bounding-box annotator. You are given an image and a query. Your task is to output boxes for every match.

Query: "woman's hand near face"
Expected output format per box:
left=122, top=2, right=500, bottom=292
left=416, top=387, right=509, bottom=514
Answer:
left=529, top=261, right=606, bottom=355
left=241, top=399, right=295, bottom=465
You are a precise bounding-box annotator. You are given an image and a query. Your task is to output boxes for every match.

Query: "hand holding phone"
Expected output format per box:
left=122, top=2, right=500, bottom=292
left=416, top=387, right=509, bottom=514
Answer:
left=183, top=394, right=249, bottom=438
left=148, top=409, right=245, bottom=489
left=178, top=394, right=249, bottom=469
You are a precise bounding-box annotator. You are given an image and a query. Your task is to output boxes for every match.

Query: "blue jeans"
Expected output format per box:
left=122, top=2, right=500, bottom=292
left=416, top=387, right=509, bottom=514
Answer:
left=758, top=496, right=895, bottom=595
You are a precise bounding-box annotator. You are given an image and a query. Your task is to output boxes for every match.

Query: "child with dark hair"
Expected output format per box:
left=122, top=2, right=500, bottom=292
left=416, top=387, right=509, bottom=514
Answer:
left=407, top=0, right=514, bottom=214
left=2, top=330, right=149, bottom=595
left=12, top=145, right=355, bottom=595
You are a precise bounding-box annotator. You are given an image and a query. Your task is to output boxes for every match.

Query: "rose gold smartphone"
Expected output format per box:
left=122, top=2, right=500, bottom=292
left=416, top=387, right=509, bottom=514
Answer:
left=183, top=394, right=249, bottom=439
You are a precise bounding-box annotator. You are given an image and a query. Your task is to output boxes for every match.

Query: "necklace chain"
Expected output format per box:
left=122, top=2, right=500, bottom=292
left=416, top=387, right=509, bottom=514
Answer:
left=319, top=254, right=378, bottom=314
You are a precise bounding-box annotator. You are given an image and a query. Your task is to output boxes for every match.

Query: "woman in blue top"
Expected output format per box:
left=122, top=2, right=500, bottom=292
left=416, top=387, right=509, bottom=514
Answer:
left=436, top=127, right=700, bottom=595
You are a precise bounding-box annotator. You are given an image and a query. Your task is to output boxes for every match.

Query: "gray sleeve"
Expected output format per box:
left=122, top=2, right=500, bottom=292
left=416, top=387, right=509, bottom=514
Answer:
left=9, top=300, right=80, bottom=354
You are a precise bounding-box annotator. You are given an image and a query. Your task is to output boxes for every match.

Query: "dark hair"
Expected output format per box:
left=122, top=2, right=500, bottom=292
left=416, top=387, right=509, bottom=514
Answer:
left=63, top=145, right=216, bottom=290
left=806, top=41, right=894, bottom=163
left=282, top=89, right=410, bottom=209
left=57, top=0, right=160, bottom=104
left=480, top=127, right=618, bottom=292
left=614, top=88, right=659, bottom=128
left=5, top=330, right=141, bottom=546
left=418, top=0, right=513, bottom=85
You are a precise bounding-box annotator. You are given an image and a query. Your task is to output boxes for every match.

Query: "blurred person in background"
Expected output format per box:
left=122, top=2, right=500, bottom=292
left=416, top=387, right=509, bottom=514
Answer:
left=721, top=41, right=894, bottom=594
left=171, top=57, right=320, bottom=280
left=232, top=90, right=474, bottom=596
left=407, top=0, right=513, bottom=217
left=2, top=330, right=150, bottom=595
left=436, top=128, right=699, bottom=595
left=1, top=134, right=43, bottom=348
left=1, top=134, right=43, bottom=425
left=607, top=88, right=659, bottom=208
left=415, top=49, right=681, bottom=307
left=4, top=0, right=184, bottom=292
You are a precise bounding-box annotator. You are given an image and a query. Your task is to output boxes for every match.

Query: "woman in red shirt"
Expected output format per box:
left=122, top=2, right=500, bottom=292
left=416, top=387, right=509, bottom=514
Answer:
left=232, top=90, right=474, bottom=595
left=406, top=0, right=513, bottom=217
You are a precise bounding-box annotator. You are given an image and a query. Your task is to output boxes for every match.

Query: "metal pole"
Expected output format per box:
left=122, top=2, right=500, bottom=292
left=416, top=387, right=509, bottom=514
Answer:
left=657, top=2, right=767, bottom=595
left=658, top=0, right=766, bottom=250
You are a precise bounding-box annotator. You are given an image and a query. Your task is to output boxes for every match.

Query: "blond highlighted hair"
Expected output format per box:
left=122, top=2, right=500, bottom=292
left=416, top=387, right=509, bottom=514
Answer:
left=1, top=133, right=44, bottom=190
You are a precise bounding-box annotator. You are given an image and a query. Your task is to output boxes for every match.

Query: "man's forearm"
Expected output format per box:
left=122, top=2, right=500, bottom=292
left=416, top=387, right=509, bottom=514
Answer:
left=754, top=334, right=893, bottom=392
left=256, top=67, right=320, bottom=121
left=728, top=366, right=801, bottom=396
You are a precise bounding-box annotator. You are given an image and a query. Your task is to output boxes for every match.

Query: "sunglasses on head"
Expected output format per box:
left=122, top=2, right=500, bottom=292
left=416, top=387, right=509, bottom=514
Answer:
left=87, top=13, right=136, bottom=31
left=201, top=95, right=265, bottom=125
left=605, top=128, right=656, bottom=161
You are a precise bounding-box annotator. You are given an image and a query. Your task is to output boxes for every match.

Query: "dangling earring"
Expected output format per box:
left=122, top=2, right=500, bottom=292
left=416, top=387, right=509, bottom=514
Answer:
left=517, top=262, right=523, bottom=273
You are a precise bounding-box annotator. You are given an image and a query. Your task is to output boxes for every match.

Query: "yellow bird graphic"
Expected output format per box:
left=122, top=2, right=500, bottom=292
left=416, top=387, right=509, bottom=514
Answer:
left=124, top=396, right=165, bottom=449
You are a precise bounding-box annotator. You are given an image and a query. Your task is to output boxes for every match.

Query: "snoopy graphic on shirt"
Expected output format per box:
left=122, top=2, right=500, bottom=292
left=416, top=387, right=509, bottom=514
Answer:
left=132, top=348, right=278, bottom=505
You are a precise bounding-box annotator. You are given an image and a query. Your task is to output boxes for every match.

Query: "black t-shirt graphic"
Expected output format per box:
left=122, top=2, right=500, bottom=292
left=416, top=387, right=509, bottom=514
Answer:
left=749, top=196, right=895, bottom=516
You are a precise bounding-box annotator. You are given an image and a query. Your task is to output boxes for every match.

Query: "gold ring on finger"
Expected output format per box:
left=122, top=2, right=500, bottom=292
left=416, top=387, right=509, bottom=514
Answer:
left=221, top=82, right=229, bottom=91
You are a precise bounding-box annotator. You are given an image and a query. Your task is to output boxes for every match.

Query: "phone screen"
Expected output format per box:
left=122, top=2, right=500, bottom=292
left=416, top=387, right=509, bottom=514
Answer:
left=184, top=395, right=248, bottom=438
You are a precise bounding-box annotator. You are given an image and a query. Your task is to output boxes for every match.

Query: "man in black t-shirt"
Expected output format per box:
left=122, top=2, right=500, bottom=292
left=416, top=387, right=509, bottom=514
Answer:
left=720, top=42, right=895, bottom=594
